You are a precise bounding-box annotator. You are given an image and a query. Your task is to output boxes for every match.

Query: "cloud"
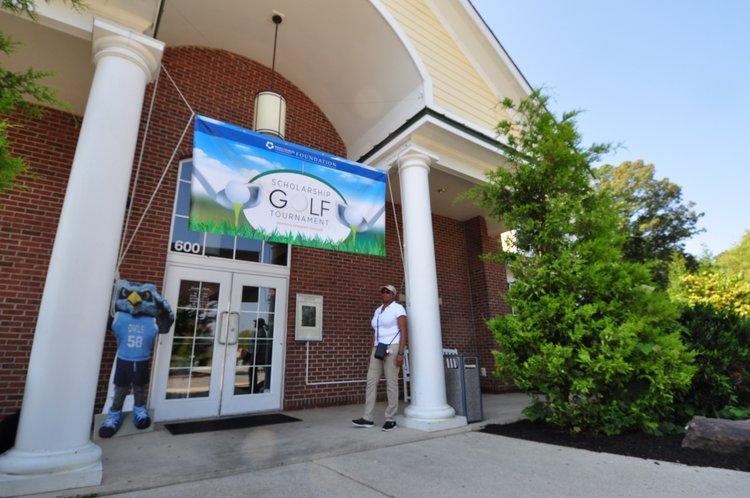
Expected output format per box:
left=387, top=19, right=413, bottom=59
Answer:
left=333, top=170, right=383, bottom=188
left=242, top=154, right=284, bottom=171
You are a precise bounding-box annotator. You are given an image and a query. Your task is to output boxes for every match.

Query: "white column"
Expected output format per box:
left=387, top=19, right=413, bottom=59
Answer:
left=396, top=147, right=466, bottom=431
left=0, top=19, right=163, bottom=496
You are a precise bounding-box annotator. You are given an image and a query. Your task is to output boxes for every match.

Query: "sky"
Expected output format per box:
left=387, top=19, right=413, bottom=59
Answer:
left=472, top=0, right=749, bottom=256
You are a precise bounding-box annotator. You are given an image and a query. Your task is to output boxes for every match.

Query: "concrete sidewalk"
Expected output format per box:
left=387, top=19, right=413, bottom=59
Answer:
left=114, top=432, right=750, bottom=498
left=30, top=394, right=526, bottom=497
left=30, top=393, right=750, bottom=497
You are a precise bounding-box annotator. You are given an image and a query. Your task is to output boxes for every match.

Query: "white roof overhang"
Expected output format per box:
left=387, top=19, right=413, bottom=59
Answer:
left=4, top=0, right=431, bottom=161
left=155, top=0, right=432, bottom=160
left=363, top=113, right=511, bottom=236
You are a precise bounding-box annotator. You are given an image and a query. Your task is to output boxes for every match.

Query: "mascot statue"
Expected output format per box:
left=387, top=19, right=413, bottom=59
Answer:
left=99, top=280, right=174, bottom=438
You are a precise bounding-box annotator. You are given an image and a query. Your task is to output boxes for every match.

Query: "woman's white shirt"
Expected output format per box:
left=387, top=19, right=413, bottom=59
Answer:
left=371, top=302, right=406, bottom=346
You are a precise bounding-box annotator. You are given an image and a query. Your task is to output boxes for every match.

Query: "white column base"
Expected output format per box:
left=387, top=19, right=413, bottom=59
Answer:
left=0, top=462, right=102, bottom=497
left=404, top=402, right=456, bottom=420
left=396, top=414, right=467, bottom=432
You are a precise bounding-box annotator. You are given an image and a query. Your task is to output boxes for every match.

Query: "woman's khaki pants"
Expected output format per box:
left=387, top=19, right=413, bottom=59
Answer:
left=363, top=346, right=400, bottom=422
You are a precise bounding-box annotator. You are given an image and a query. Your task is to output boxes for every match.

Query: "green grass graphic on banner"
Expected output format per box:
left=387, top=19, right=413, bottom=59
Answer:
left=189, top=194, right=386, bottom=256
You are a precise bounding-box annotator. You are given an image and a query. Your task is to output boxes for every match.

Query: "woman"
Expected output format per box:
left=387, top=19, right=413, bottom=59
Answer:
left=352, top=284, right=408, bottom=431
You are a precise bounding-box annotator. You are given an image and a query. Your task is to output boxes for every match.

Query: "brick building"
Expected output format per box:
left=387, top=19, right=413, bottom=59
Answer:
left=0, top=0, right=530, bottom=494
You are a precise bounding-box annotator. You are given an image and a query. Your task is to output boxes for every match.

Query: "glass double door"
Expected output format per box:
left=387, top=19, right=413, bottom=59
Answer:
left=152, top=266, right=287, bottom=421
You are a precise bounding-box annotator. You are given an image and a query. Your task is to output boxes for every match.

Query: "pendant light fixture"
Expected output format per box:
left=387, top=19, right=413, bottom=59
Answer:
left=253, top=13, right=287, bottom=139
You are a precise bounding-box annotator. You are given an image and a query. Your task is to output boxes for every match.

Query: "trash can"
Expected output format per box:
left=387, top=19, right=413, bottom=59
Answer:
left=444, top=355, right=483, bottom=423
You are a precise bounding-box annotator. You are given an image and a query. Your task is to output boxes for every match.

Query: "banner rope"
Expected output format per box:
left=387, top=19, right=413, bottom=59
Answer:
left=117, top=112, right=195, bottom=270
left=115, top=69, right=161, bottom=278
left=387, top=158, right=407, bottom=297
left=116, top=64, right=196, bottom=273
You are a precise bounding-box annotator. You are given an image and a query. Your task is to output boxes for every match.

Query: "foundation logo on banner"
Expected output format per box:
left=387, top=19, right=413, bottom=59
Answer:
left=190, top=116, right=387, bottom=256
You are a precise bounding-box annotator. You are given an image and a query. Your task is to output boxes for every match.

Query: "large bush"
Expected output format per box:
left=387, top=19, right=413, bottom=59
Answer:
left=470, top=92, right=695, bottom=435
left=670, top=267, right=750, bottom=319
left=677, top=304, right=750, bottom=417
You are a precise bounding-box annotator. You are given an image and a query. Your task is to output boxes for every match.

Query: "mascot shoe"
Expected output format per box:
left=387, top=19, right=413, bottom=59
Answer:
left=133, top=405, right=152, bottom=430
left=99, top=409, right=123, bottom=438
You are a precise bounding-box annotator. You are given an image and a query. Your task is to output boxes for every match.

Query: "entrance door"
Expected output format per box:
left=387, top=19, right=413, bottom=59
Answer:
left=151, top=266, right=287, bottom=422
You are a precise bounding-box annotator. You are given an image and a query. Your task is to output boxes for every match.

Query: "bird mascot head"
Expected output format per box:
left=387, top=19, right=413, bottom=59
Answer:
left=113, top=280, right=174, bottom=333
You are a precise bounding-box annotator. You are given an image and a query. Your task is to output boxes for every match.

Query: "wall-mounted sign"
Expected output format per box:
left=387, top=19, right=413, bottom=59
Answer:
left=191, top=116, right=387, bottom=256
left=295, top=294, right=323, bottom=342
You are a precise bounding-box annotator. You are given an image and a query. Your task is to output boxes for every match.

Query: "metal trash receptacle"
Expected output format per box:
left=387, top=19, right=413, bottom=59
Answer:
left=444, top=355, right=483, bottom=423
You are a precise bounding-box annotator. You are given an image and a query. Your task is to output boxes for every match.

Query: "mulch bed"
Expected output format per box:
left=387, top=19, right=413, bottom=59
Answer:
left=481, top=419, right=749, bottom=472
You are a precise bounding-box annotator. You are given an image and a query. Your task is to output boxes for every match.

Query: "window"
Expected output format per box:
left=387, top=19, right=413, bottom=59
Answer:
left=170, top=161, right=288, bottom=265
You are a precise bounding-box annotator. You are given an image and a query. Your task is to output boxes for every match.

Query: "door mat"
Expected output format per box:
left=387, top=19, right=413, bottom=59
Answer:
left=164, top=413, right=301, bottom=435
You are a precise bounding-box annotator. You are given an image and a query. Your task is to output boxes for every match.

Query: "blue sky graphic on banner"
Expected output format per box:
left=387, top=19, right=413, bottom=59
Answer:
left=190, top=116, right=387, bottom=256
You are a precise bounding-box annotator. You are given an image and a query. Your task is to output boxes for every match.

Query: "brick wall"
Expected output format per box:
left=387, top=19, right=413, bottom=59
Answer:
left=0, top=46, right=511, bottom=419
left=283, top=205, right=482, bottom=409
left=0, top=109, right=81, bottom=417
left=463, top=217, right=515, bottom=392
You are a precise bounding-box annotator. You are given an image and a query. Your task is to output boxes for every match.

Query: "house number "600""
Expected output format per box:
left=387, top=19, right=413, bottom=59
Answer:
left=173, top=240, right=201, bottom=254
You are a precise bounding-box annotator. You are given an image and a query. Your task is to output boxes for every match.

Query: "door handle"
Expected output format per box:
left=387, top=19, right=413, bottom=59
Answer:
left=218, top=310, right=229, bottom=345
left=228, top=311, right=240, bottom=345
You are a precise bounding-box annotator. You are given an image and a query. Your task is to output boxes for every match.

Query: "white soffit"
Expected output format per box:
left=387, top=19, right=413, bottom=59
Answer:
left=413, top=120, right=508, bottom=182
left=32, top=0, right=159, bottom=38
left=156, top=0, right=428, bottom=160
left=0, top=11, right=93, bottom=115
left=386, top=164, right=504, bottom=235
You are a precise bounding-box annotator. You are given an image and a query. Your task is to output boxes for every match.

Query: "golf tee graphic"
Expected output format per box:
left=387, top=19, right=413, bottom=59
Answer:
left=191, top=116, right=387, bottom=256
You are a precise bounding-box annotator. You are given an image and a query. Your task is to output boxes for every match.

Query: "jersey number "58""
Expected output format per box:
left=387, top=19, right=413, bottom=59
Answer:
left=126, top=335, right=144, bottom=348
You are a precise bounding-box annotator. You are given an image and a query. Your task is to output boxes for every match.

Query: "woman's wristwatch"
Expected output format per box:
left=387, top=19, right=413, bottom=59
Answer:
left=397, top=351, right=404, bottom=356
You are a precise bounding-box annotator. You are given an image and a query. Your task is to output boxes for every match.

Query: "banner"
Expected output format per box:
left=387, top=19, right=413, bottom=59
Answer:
left=190, top=116, right=387, bottom=256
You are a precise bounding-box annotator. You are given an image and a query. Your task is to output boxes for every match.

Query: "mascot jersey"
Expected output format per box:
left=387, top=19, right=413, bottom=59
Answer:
left=112, top=313, right=160, bottom=362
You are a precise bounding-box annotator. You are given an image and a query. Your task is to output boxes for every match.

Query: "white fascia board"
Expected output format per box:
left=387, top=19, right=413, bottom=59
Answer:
left=362, top=107, right=510, bottom=168
left=426, top=0, right=532, bottom=98
left=456, top=0, right=533, bottom=95
left=424, top=0, right=502, bottom=101
left=361, top=115, right=429, bottom=169
left=363, top=113, right=508, bottom=183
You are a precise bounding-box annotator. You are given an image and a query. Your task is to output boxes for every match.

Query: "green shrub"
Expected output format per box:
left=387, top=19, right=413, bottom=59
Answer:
left=493, top=249, right=696, bottom=435
left=677, top=304, right=750, bottom=418
left=469, top=92, right=696, bottom=435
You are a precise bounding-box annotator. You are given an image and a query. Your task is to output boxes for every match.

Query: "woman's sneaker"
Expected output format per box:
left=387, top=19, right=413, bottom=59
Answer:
left=382, top=421, right=397, bottom=431
left=352, top=418, right=374, bottom=428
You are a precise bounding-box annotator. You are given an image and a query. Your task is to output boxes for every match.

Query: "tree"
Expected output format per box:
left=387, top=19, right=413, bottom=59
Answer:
left=667, top=255, right=750, bottom=417
left=0, top=0, right=84, bottom=192
left=716, top=231, right=750, bottom=284
left=676, top=304, right=750, bottom=417
left=668, top=255, right=750, bottom=319
left=595, top=160, right=703, bottom=287
left=468, top=92, right=695, bottom=435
